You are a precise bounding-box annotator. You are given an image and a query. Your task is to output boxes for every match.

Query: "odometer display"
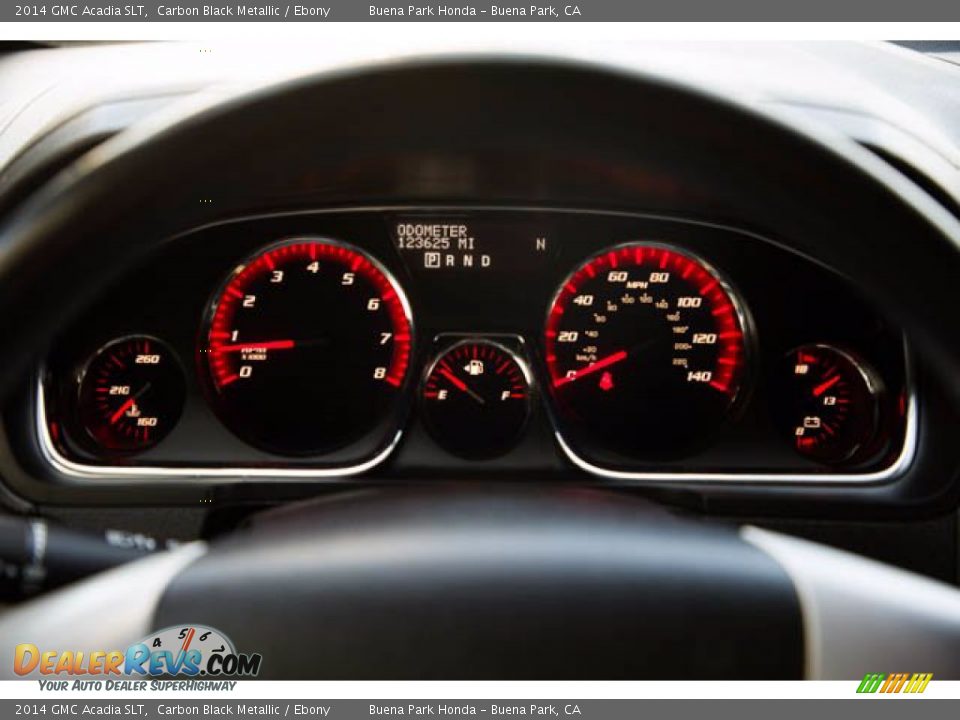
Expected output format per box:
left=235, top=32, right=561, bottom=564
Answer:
left=201, top=239, right=412, bottom=456
left=545, top=243, right=749, bottom=459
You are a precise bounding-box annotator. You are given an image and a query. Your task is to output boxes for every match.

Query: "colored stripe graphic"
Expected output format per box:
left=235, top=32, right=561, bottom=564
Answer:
left=857, top=673, right=885, bottom=693
left=857, top=672, right=932, bottom=694
left=905, top=673, right=933, bottom=694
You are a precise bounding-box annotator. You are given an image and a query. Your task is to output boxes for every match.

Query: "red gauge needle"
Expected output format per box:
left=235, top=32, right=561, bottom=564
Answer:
left=438, top=368, right=486, bottom=405
left=110, top=398, right=136, bottom=425
left=214, top=339, right=296, bottom=353
left=812, top=375, right=841, bottom=397
left=554, top=349, right=628, bottom=387
left=109, top=382, right=151, bottom=424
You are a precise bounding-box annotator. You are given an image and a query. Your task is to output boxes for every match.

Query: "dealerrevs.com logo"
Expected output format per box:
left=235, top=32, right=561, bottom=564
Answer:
left=857, top=673, right=933, bottom=694
left=14, top=625, right=262, bottom=678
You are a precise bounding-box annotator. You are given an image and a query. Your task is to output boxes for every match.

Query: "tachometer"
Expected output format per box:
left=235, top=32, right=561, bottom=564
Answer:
left=544, top=243, right=750, bottom=459
left=201, top=238, right=413, bottom=456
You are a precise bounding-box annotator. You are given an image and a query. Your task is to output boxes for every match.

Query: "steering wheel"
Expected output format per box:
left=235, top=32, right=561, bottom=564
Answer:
left=1, top=57, right=960, bottom=679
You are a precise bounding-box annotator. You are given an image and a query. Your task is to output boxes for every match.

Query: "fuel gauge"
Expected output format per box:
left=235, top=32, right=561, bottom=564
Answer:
left=422, top=340, right=532, bottom=459
left=773, top=344, right=882, bottom=465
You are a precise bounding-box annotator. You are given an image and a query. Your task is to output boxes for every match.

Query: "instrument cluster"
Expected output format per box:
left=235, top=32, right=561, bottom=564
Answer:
left=37, top=208, right=911, bottom=483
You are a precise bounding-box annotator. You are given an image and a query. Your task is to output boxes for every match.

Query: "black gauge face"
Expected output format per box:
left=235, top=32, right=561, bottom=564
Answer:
left=774, top=344, right=882, bottom=465
left=77, top=336, right=185, bottom=453
left=201, top=239, right=413, bottom=456
left=545, top=243, right=750, bottom=459
left=422, top=340, right=532, bottom=459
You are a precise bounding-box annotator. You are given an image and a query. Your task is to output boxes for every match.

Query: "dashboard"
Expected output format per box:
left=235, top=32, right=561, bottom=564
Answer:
left=32, top=208, right=911, bottom=484
left=0, top=41, right=954, bottom=591
left=2, top=41, right=960, bottom=678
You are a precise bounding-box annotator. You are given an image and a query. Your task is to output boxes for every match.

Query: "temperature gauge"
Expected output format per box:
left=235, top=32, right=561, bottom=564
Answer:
left=773, top=344, right=882, bottom=465
left=77, top=336, right=186, bottom=453
left=422, top=340, right=532, bottom=459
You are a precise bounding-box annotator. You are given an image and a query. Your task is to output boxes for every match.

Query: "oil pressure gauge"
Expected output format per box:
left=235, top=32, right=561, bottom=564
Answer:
left=421, top=340, right=532, bottom=459
left=773, top=344, right=883, bottom=465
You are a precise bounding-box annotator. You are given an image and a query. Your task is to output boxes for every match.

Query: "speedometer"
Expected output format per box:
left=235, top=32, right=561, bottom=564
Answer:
left=544, top=243, right=750, bottom=459
left=201, top=238, right=413, bottom=456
